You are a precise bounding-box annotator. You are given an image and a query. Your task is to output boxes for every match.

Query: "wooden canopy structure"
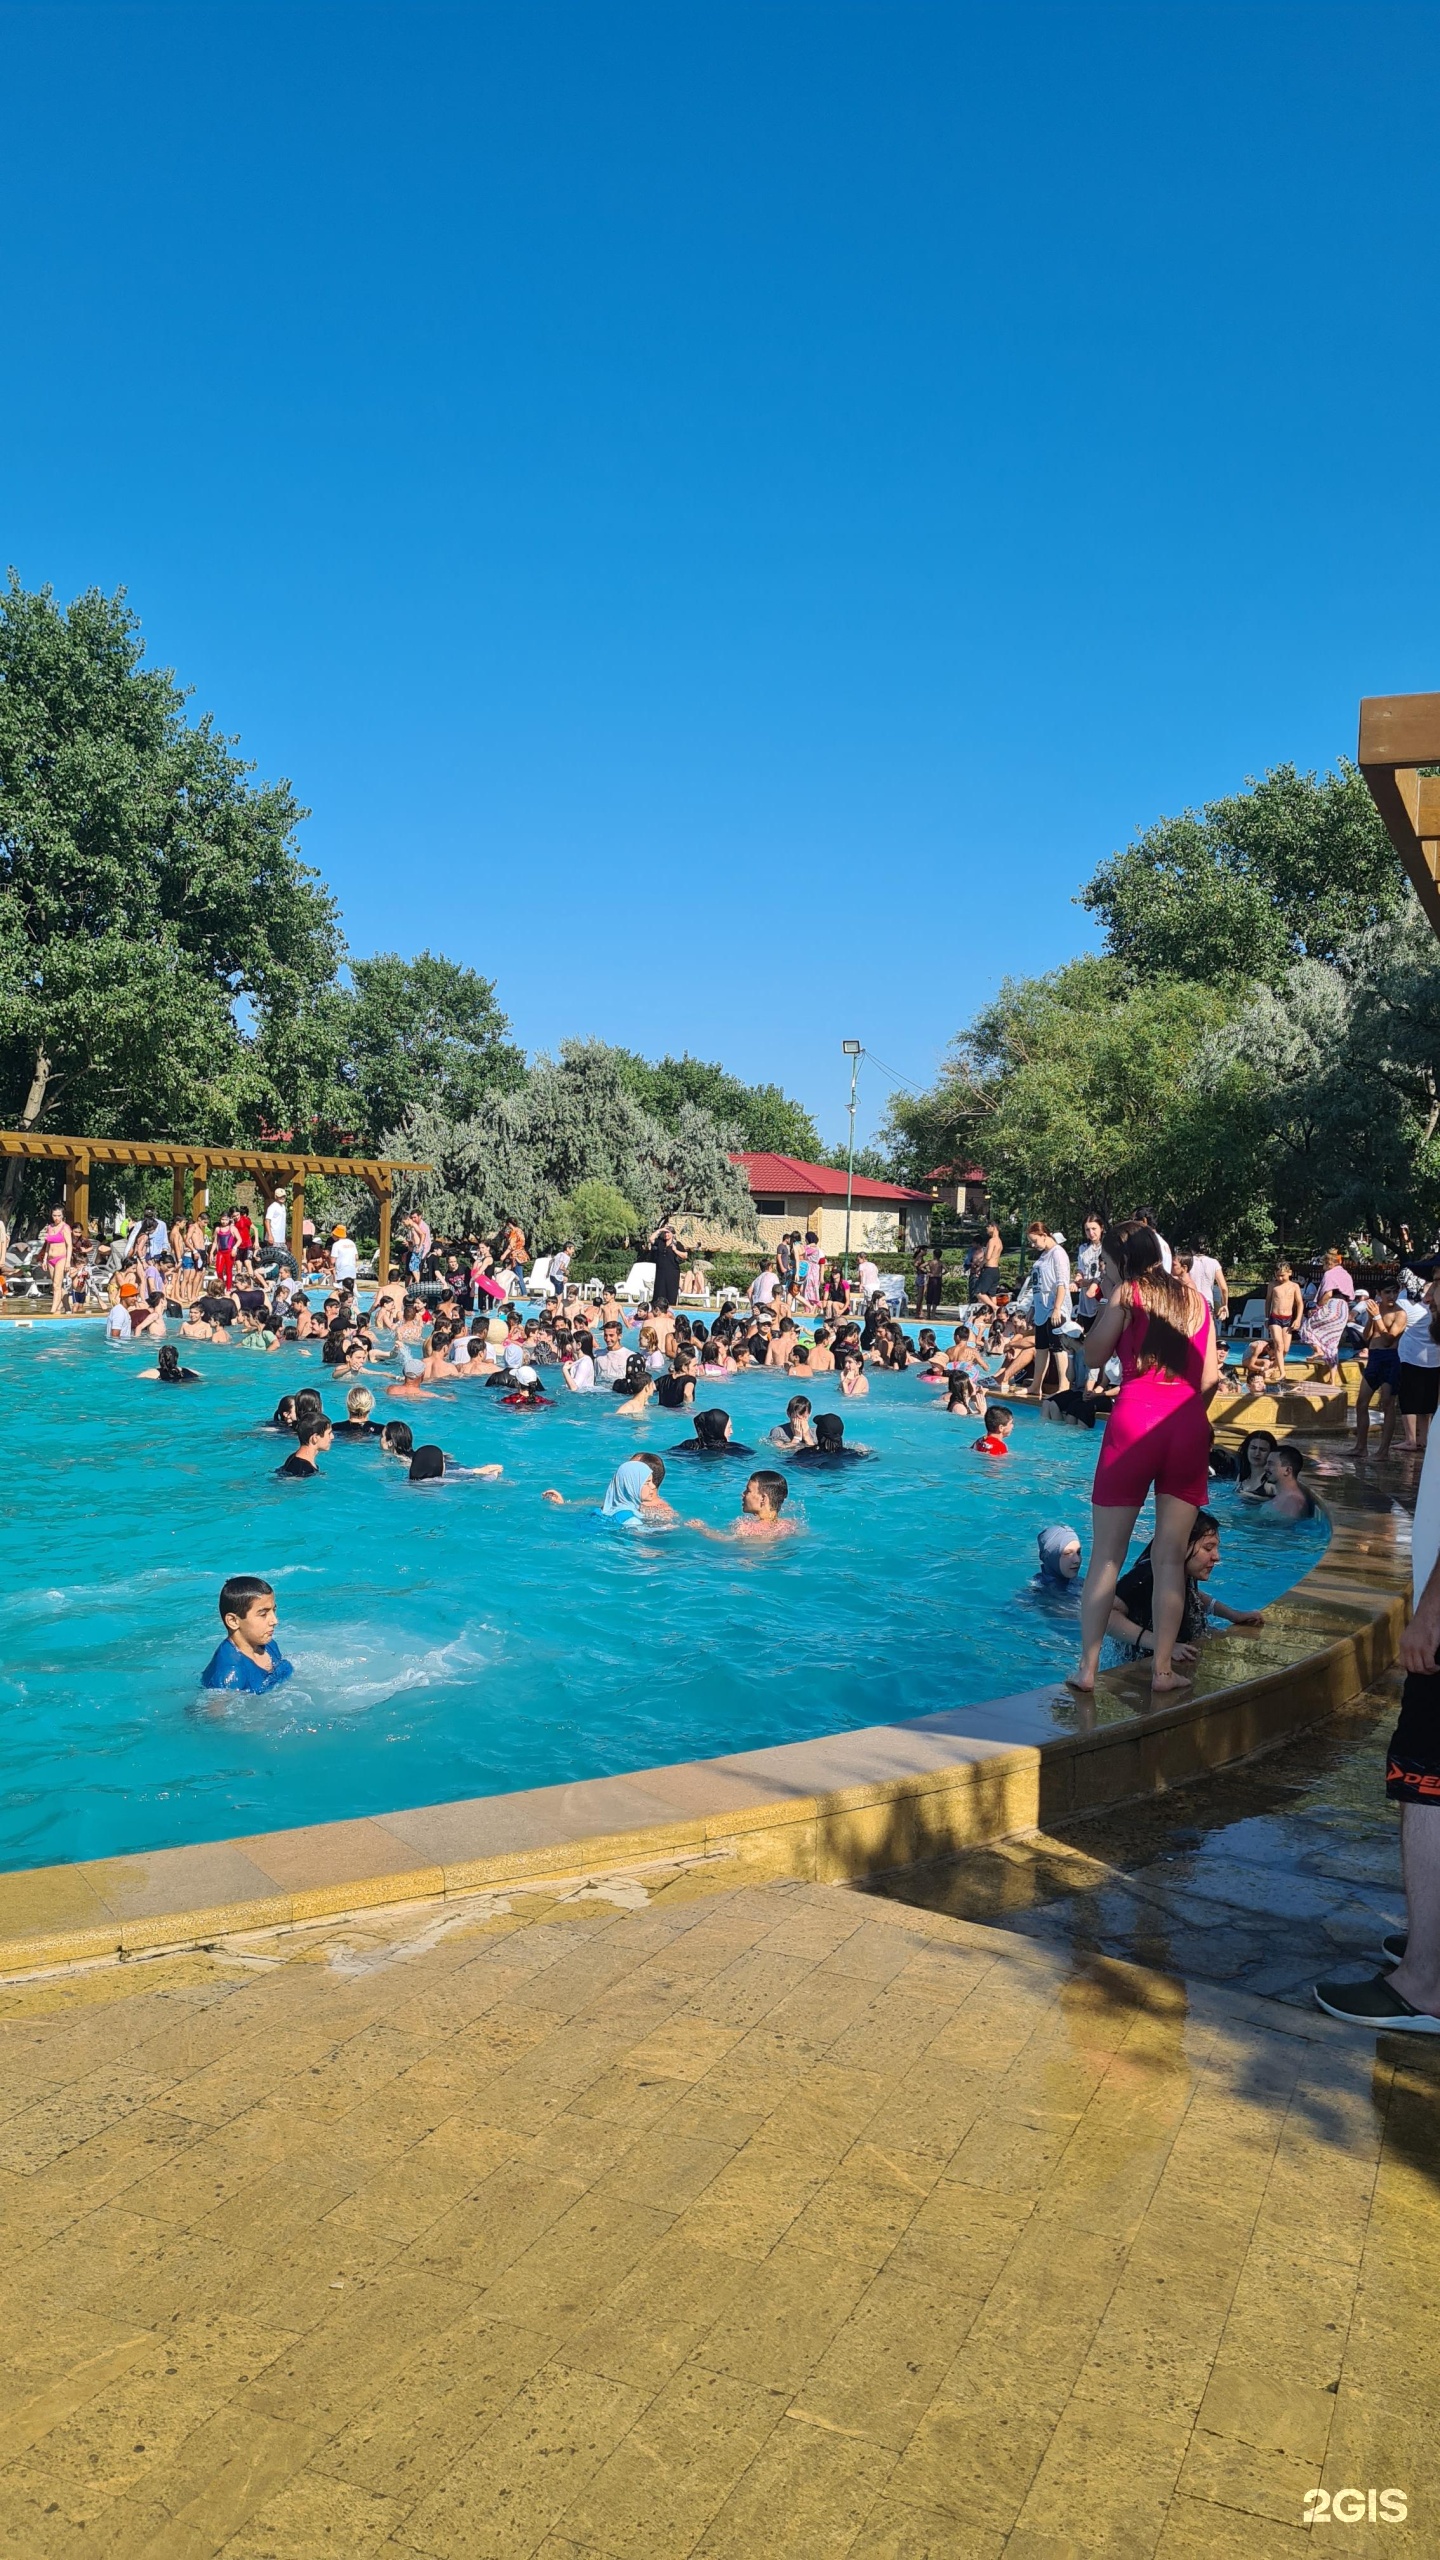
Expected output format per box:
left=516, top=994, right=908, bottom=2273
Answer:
left=0, top=1135, right=430, bottom=1284
left=1359, top=692, right=1440, bottom=939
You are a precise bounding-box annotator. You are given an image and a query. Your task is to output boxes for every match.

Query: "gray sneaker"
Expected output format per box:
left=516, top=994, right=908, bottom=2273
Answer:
left=1314, top=1972, right=1440, bottom=2032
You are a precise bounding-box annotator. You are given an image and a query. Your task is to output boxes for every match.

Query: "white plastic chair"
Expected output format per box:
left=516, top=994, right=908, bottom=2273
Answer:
left=1229, top=1296, right=1268, bottom=1340
left=617, top=1261, right=656, bottom=1302
left=527, top=1255, right=552, bottom=1298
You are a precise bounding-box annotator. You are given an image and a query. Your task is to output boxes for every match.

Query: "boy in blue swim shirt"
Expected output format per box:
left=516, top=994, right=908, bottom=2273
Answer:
left=201, top=1576, right=293, bottom=1695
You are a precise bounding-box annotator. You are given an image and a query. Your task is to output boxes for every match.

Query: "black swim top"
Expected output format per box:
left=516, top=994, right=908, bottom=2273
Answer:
left=331, top=1420, right=381, bottom=1437
left=789, top=1444, right=862, bottom=1464
left=669, top=1438, right=755, bottom=1457
left=276, top=1451, right=320, bottom=1477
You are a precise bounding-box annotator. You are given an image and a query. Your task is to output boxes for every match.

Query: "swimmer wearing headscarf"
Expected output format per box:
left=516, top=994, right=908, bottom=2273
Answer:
left=1033, top=1524, right=1084, bottom=1602
left=406, top=1442, right=503, bottom=1483
left=543, top=1453, right=675, bottom=1521
left=789, top=1414, right=867, bottom=1464
left=669, top=1409, right=754, bottom=1457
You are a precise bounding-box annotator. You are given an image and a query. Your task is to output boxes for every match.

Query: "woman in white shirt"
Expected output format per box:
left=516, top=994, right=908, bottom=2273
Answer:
left=1379, top=1282, right=1440, bottom=1458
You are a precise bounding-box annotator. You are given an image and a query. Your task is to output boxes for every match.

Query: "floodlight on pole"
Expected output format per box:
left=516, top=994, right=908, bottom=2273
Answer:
left=841, top=1043, right=862, bottom=1280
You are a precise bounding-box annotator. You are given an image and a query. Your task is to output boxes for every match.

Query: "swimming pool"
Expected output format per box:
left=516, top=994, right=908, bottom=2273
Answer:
left=0, top=1327, right=1326, bottom=1872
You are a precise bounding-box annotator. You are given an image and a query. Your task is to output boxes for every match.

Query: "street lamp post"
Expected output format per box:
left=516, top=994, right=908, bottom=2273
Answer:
left=841, top=1041, right=862, bottom=1281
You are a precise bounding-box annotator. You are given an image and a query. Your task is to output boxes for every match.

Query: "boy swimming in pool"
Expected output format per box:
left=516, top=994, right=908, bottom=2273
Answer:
left=973, top=1403, right=1014, bottom=1455
left=689, top=1469, right=798, bottom=1541
left=200, top=1576, right=293, bottom=1695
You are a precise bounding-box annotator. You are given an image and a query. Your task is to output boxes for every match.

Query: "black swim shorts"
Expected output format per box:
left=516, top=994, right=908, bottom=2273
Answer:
left=1398, top=1366, right=1440, bottom=1418
left=1386, top=1670, right=1440, bottom=1803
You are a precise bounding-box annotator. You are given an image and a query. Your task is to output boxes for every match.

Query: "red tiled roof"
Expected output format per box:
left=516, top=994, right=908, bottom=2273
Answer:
left=732, top=1152, right=931, bottom=1204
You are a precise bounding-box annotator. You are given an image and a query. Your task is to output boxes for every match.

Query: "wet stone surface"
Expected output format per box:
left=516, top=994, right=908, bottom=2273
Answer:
left=863, top=1680, right=1408, bottom=2009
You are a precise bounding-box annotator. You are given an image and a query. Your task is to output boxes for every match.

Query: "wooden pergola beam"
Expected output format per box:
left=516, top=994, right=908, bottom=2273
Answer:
left=0, top=1136, right=428, bottom=1278
left=0, top=1133, right=428, bottom=1182
left=1359, top=693, right=1440, bottom=941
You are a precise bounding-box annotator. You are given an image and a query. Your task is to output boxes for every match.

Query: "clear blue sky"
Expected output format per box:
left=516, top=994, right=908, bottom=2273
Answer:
left=4, top=2, right=1438, bottom=1146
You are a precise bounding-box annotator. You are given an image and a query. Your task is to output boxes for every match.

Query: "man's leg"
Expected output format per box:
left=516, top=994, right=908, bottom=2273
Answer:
left=1316, top=1673, right=1440, bottom=2026
left=1388, top=1804, right=1440, bottom=2015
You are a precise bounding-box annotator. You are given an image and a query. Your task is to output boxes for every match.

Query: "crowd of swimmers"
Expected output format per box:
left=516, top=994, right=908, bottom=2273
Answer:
left=60, top=1203, right=1327, bottom=1699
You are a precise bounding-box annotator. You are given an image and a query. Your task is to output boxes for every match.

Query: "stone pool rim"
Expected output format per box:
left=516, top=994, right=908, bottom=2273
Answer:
left=0, top=1456, right=1408, bottom=1975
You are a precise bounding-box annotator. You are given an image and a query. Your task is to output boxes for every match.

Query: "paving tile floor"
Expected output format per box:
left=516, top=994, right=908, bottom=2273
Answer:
left=1, top=1710, right=1437, bottom=2558
left=865, top=1677, right=1410, bottom=2012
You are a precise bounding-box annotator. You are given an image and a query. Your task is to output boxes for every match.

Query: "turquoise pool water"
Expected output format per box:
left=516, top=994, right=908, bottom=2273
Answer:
left=0, top=1326, right=1325, bottom=1872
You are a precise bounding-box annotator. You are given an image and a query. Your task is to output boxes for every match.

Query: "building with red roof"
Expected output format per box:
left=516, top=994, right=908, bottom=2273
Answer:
left=731, top=1152, right=933, bottom=1255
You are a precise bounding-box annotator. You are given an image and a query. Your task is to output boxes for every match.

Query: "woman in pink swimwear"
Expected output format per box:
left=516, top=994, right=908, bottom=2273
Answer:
left=1070, top=1221, right=1219, bottom=1698
left=41, top=1204, right=72, bottom=1316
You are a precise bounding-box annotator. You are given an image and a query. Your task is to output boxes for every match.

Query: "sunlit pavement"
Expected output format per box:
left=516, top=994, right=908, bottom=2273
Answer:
left=0, top=1687, right=1436, bottom=2560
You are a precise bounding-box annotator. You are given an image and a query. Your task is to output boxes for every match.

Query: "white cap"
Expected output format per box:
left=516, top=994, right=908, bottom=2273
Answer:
left=515, top=1365, right=539, bottom=1385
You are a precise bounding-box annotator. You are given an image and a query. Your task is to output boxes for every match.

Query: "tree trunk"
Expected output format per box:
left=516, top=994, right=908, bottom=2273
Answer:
left=0, top=1046, right=52, bottom=1225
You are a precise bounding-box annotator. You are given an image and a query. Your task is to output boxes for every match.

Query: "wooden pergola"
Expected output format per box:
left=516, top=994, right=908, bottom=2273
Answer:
left=0, top=1135, right=430, bottom=1284
left=1359, top=692, right=1440, bottom=938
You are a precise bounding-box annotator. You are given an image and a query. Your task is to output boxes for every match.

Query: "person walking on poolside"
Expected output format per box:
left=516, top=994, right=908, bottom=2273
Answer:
left=1316, top=1330, right=1440, bottom=2033
left=1380, top=1276, right=1440, bottom=1460
left=1185, top=1236, right=1229, bottom=1327
left=797, top=1230, right=824, bottom=1309
left=1354, top=1285, right=1405, bottom=1458
left=40, top=1202, right=72, bottom=1315
left=1265, top=1259, right=1303, bottom=1368
left=972, top=1221, right=1004, bottom=1304
left=647, top=1219, right=685, bottom=1313
left=1069, top=1219, right=1219, bottom=1700
left=1024, top=1218, right=1072, bottom=1402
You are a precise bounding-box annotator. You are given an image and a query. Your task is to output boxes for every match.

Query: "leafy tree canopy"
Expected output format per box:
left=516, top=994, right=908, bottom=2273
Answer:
left=551, top=1179, right=643, bottom=1251
left=338, top=950, right=526, bottom=1151
left=1081, top=762, right=1405, bottom=987
left=883, top=958, right=1240, bottom=1237
left=0, top=573, right=342, bottom=1148
left=610, top=1048, right=821, bottom=1158
left=385, top=1041, right=758, bottom=1245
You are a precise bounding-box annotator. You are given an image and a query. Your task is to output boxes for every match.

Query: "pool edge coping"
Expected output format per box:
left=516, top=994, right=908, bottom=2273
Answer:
left=0, top=1458, right=1409, bottom=1974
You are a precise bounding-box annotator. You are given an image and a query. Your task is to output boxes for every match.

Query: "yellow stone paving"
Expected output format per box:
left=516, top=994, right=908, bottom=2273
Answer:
left=0, top=1861, right=1435, bottom=2557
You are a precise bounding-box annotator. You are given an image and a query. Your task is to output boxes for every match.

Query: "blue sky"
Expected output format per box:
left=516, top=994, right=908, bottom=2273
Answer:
left=3, top=1, right=1438, bottom=1146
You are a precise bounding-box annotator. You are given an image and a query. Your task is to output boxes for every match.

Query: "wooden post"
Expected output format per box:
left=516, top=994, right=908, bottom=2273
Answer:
left=171, top=1164, right=186, bottom=1228
left=372, top=1179, right=393, bottom=1285
left=72, top=1151, right=90, bottom=1242
left=289, top=1176, right=305, bottom=1267
left=63, top=1154, right=77, bottom=1228
left=192, top=1159, right=208, bottom=1223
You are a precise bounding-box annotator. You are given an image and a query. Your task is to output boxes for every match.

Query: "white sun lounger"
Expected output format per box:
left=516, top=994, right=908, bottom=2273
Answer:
left=617, top=1262, right=656, bottom=1303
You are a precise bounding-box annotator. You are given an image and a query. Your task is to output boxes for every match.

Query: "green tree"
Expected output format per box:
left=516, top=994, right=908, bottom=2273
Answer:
left=1082, top=762, right=1405, bottom=986
left=0, top=573, right=342, bottom=1182
left=883, top=957, right=1250, bottom=1241
left=611, top=1049, right=821, bottom=1157
left=384, top=1041, right=757, bottom=1243
left=1200, top=916, right=1440, bottom=1250
left=550, top=1179, right=642, bottom=1253
left=339, top=950, right=525, bottom=1150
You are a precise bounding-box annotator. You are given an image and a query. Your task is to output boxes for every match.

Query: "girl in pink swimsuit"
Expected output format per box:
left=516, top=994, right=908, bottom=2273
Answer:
left=1070, top=1221, right=1219, bottom=1699
left=41, top=1208, right=71, bottom=1316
